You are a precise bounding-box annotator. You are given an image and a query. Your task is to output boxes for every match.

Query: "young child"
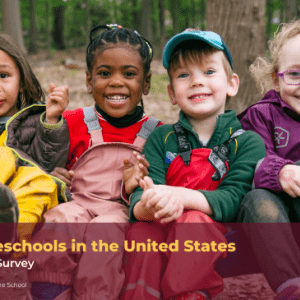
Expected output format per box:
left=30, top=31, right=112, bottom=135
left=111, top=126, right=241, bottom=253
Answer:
left=0, top=33, right=69, bottom=252
left=120, top=29, right=265, bottom=300
left=238, top=20, right=300, bottom=299
left=28, top=25, right=161, bottom=300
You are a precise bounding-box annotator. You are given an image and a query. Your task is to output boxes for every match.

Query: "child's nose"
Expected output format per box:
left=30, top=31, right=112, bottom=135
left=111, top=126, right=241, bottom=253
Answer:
left=190, top=73, right=205, bottom=87
left=109, top=73, right=124, bottom=87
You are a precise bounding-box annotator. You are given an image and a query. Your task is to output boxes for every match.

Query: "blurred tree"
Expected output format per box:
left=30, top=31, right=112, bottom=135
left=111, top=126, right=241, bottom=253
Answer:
left=29, top=0, right=38, bottom=53
left=53, top=1, right=66, bottom=50
left=285, top=0, right=297, bottom=21
left=158, top=0, right=166, bottom=55
left=206, top=0, right=266, bottom=113
left=1, top=0, right=26, bottom=54
left=141, top=0, right=153, bottom=42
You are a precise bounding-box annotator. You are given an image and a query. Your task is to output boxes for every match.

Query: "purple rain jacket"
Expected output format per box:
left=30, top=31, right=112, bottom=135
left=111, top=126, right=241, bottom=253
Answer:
left=238, top=89, right=300, bottom=192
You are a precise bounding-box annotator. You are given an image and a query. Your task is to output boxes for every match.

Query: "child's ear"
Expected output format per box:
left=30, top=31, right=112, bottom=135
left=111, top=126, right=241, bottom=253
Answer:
left=272, top=72, right=280, bottom=93
left=86, top=71, right=93, bottom=94
left=167, top=83, right=177, bottom=105
left=142, top=72, right=151, bottom=95
left=227, top=73, right=239, bottom=97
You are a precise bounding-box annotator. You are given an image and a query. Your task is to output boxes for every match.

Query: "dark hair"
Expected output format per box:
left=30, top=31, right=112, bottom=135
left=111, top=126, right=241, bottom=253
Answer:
left=86, top=25, right=153, bottom=75
left=0, top=33, right=45, bottom=110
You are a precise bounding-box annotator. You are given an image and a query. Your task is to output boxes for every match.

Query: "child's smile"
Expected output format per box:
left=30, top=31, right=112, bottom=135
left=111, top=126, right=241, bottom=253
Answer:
left=86, top=45, right=150, bottom=118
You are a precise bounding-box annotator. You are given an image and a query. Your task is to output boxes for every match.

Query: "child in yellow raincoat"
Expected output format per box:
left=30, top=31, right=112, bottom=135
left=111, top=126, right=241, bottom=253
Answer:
left=0, top=33, right=69, bottom=253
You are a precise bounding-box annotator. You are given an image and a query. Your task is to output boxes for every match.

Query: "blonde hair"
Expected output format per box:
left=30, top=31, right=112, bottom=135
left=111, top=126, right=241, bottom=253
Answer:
left=250, top=20, right=300, bottom=94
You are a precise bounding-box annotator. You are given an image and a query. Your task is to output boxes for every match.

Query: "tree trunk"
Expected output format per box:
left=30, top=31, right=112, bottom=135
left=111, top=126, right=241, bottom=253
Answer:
left=170, top=0, right=180, bottom=34
left=53, top=5, right=65, bottom=50
left=266, top=0, right=273, bottom=42
left=29, top=0, right=38, bottom=53
left=132, top=0, right=141, bottom=33
left=1, top=0, right=26, bottom=54
left=85, top=0, right=90, bottom=46
left=285, top=0, right=297, bottom=22
left=46, top=0, right=51, bottom=56
left=141, top=0, right=153, bottom=42
left=158, top=0, right=166, bottom=56
left=206, top=0, right=266, bottom=113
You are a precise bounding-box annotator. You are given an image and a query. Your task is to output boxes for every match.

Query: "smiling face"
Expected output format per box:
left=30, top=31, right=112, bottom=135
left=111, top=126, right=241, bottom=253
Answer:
left=273, top=34, right=300, bottom=115
left=0, top=50, right=21, bottom=118
left=167, top=51, right=238, bottom=122
left=86, top=45, right=151, bottom=118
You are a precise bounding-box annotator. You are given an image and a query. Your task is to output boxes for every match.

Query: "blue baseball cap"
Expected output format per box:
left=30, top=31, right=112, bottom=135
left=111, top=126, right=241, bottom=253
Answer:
left=162, top=29, right=233, bottom=69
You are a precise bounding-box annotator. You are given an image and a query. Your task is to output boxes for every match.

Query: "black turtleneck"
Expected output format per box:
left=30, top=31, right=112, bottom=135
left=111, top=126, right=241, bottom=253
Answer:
left=95, top=104, right=144, bottom=128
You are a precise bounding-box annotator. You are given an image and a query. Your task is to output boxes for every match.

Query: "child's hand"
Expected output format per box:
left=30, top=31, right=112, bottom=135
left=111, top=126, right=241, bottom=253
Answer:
left=279, top=164, right=300, bottom=198
left=123, top=151, right=150, bottom=194
left=46, top=83, right=69, bottom=124
left=140, top=176, right=184, bottom=223
left=51, top=167, right=74, bottom=188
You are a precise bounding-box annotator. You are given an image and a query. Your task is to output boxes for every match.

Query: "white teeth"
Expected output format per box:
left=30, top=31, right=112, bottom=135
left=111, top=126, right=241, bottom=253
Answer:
left=106, top=95, right=128, bottom=102
left=191, top=94, right=208, bottom=99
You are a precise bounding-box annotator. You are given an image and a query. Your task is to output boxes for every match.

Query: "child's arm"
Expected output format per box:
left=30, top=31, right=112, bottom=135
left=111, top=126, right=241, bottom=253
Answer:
left=31, top=83, right=70, bottom=173
left=239, top=104, right=295, bottom=192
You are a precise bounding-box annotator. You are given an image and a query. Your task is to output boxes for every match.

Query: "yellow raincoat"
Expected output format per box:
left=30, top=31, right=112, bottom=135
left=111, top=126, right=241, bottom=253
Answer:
left=0, top=131, right=58, bottom=255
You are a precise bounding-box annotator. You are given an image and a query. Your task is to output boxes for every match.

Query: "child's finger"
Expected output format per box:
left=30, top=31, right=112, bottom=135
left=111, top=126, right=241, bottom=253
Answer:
left=137, top=154, right=150, bottom=168
left=138, top=163, right=149, bottom=176
left=49, top=83, right=56, bottom=94
left=123, top=159, right=132, bottom=170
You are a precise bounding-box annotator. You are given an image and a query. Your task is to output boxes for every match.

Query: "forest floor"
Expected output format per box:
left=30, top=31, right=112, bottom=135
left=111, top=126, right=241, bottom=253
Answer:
left=0, top=49, right=276, bottom=300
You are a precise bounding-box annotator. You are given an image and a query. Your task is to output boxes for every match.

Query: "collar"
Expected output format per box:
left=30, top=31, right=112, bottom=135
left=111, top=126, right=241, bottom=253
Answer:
left=95, top=104, right=144, bottom=128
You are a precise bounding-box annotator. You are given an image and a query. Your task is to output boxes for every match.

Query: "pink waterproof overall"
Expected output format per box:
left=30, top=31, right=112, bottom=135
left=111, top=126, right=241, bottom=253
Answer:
left=120, top=148, right=230, bottom=300
left=28, top=107, right=159, bottom=300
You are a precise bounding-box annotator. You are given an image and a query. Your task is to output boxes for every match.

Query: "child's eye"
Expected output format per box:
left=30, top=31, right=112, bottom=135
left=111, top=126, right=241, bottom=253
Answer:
left=178, top=73, right=189, bottom=78
left=0, top=73, right=8, bottom=79
left=98, top=71, right=110, bottom=76
left=205, top=70, right=215, bottom=75
left=124, top=71, right=136, bottom=77
left=287, top=71, right=300, bottom=78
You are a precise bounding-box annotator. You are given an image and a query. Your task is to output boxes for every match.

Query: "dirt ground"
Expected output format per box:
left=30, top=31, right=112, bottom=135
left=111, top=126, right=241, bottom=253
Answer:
left=0, top=50, right=276, bottom=300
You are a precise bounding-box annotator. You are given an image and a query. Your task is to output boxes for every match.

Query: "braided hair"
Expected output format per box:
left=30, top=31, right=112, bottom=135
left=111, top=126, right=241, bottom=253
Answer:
left=86, top=24, right=153, bottom=75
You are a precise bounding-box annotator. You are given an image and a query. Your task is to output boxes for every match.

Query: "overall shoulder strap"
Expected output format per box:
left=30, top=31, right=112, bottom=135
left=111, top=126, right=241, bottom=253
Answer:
left=136, top=116, right=160, bottom=139
left=173, top=122, right=192, bottom=166
left=209, top=129, right=245, bottom=181
left=134, top=116, right=160, bottom=147
left=82, top=106, right=101, bottom=132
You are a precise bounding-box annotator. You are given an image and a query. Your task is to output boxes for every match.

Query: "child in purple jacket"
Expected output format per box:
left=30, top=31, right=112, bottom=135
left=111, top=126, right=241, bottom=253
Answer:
left=238, top=20, right=300, bottom=299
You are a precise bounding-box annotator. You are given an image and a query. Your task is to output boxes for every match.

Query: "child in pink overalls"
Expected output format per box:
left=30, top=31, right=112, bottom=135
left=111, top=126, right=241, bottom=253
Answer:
left=28, top=24, right=160, bottom=300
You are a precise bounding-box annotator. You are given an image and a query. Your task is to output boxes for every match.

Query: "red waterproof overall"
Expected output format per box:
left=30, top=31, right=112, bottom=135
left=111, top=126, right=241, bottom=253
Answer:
left=28, top=107, right=159, bottom=300
left=121, top=148, right=231, bottom=300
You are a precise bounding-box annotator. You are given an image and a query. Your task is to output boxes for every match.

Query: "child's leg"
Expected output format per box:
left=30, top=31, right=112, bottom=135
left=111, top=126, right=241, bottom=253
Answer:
left=238, top=189, right=300, bottom=294
left=29, top=202, right=92, bottom=299
left=120, top=222, right=167, bottom=300
left=161, top=211, right=227, bottom=300
left=72, top=204, right=129, bottom=300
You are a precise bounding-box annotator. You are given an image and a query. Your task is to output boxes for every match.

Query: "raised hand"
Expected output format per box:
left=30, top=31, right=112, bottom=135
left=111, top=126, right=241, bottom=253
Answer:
left=46, top=83, right=69, bottom=124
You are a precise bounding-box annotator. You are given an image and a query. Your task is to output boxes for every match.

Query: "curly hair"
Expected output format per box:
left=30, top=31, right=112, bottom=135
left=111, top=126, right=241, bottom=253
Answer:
left=250, top=20, right=300, bottom=94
